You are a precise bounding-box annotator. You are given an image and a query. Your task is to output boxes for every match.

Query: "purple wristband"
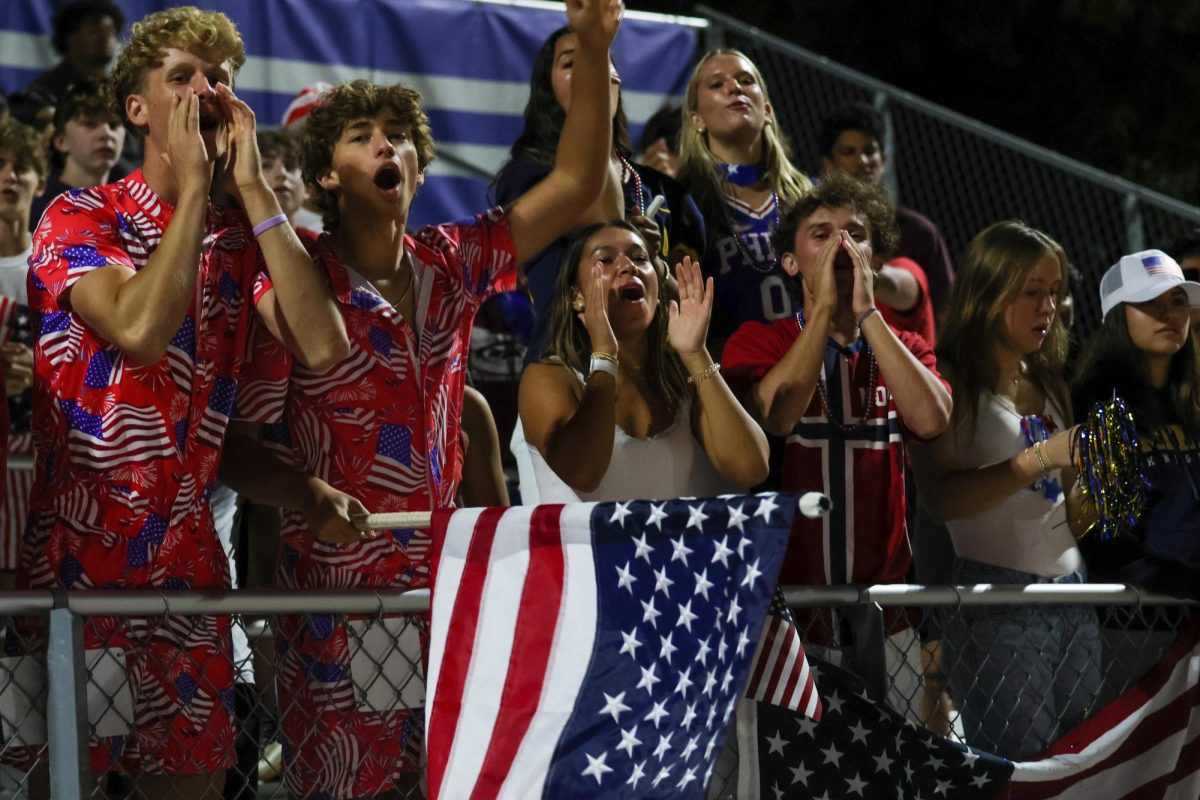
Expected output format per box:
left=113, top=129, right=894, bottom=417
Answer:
left=252, top=214, right=288, bottom=237
left=856, top=307, right=879, bottom=326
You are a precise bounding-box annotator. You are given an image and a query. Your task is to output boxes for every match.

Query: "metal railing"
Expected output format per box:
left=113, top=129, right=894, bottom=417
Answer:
left=698, top=6, right=1200, bottom=337
left=1, top=585, right=1191, bottom=799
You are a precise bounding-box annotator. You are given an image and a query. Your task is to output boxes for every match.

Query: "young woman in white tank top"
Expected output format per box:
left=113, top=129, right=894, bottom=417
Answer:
left=517, top=220, right=768, bottom=502
left=911, top=221, right=1100, bottom=760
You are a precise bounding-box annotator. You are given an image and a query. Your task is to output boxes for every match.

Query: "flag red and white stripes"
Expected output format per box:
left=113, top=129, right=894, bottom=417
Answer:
left=425, top=503, right=595, bottom=800
left=744, top=600, right=822, bottom=721
left=1008, top=618, right=1200, bottom=799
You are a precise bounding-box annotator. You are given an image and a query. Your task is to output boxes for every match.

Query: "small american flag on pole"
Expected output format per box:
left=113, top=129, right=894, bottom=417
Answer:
left=744, top=588, right=822, bottom=721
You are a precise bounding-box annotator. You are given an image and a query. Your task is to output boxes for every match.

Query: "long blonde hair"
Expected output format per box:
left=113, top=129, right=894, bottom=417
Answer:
left=937, top=220, right=1072, bottom=431
left=676, top=49, right=812, bottom=216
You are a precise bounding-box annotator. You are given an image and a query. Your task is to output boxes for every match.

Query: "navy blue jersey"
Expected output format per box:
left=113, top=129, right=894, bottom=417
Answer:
left=701, top=193, right=799, bottom=347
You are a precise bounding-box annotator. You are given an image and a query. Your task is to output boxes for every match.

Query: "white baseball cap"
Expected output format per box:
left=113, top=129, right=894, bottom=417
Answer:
left=1098, top=248, right=1200, bottom=318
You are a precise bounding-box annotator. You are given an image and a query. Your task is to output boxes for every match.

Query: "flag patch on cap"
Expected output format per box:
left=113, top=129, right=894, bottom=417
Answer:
left=1142, top=255, right=1170, bottom=275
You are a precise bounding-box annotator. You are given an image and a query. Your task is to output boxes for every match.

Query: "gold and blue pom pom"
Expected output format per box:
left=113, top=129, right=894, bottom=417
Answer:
left=1075, top=397, right=1146, bottom=540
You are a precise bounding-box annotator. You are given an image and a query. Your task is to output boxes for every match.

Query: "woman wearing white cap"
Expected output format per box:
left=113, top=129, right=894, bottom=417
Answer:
left=1074, top=249, right=1200, bottom=575
left=911, top=220, right=1100, bottom=760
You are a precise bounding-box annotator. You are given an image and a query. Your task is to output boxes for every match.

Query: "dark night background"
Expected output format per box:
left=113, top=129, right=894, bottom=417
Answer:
left=632, top=0, right=1200, bottom=207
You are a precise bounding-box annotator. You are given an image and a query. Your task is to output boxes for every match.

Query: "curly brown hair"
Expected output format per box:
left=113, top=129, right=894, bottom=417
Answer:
left=771, top=171, right=899, bottom=260
left=105, top=6, right=245, bottom=136
left=0, top=119, right=50, bottom=181
left=256, top=128, right=301, bottom=171
left=300, top=80, right=436, bottom=231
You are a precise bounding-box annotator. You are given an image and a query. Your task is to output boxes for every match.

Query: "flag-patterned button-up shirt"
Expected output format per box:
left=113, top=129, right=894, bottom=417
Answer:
left=246, top=209, right=517, bottom=586
left=25, top=170, right=265, bottom=586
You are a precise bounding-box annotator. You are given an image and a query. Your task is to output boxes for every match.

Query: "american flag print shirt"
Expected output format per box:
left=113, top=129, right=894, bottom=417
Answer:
left=25, top=169, right=265, bottom=588
left=247, top=208, right=517, bottom=587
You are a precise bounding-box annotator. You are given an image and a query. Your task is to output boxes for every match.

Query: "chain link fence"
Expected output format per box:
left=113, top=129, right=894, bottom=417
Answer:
left=1, top=586, right=1192, bottom=799
left=698, top=6, right=1200, bottom=340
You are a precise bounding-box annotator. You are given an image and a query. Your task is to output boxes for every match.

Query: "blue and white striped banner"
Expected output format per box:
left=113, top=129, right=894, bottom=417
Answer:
left=1, top=0, right=701, bottom=227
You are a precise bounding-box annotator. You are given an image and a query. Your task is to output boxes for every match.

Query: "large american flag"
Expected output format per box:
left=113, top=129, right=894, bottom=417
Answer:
left=425, top=494, right=799, bottom=799
left=740, top=618, right=1200, bottom=798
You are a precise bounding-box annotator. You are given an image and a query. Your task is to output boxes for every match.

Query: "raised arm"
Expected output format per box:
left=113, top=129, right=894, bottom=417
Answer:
left=507, top=0, right=623, bottom=263
left=670, top=257, right=768, bottom=487
left=70, top=90, right=212, bottom=365
left=217, top=84, right=349, bottom=370
left=519, top=263, right=618, bottom=492
left=848, top=233, right=951, bottom=439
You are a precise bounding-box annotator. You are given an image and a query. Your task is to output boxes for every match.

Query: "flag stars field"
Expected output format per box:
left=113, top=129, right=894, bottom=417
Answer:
left=428, top=495, right=798, bottom=797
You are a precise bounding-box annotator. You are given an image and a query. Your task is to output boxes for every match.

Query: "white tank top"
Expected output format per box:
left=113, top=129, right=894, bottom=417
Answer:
left=512, top=377, right=731, bottom=504
left=935, top=390, right=1080, bottom=578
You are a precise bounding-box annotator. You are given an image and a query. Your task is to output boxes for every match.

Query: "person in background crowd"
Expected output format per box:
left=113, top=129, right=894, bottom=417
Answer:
left=279, top=82, right=334, bottom=232
left=5, top=91, right=56, bottom=152
left=912, top=220, right=1100, bottom=759
left=677, top=49, right=812, bottom=351
left=1168, top=229, right=1200, bottom=335
left=493, top=24, right=706, bottom=365
left=724, top=173, right=952, bottom=721
left=16, top=6, right=349, bottom=795
left=637, top=100, right=682, bottom=178
left=218, top=2, right=622, bottom=796
left=1072, top=249, right=1200, bottom=599
left=1071, top=248, right=1200, bottom=711
left=818, top=101, right=956, bottom=311
left=256, top=127, right=310, bottom=233
left=28, top=0, right=141, bottom=180
left=27, top=0, right=125, bottom=104
left=518, top=220, right=767, bottom=501
left=0, top=119, right=44, bottom=591
left=28, top=81, right=124, bottom=229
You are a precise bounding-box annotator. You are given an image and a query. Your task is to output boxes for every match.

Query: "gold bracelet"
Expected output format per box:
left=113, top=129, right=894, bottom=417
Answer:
left=688, top=361, right=721, bottom=386
left=1032, top=440, right=1050, bottom=474
left=590, top=351, right=618, bottom=365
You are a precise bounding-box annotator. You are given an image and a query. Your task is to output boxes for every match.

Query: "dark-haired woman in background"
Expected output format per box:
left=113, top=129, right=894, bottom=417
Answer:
left=517, top=220, right=767, bottom=501
left=1072, top=249, right=1200, bottom=597
left=1071, top=248, right=1200, bottom=707
left=493, top=25, right=706, bottom=366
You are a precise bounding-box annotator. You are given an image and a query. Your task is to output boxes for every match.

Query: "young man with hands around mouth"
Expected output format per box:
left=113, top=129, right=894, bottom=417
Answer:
left=17, top=6, right=347, bottom=795
left=723, top=173, right=951, bottom=718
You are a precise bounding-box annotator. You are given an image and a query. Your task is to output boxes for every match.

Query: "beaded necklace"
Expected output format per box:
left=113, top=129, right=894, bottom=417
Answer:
left=795, top=308, right=878, bottom=432
left=617, top=152, right=645, bottom=214
left=717, top=162, right=780, bottom=273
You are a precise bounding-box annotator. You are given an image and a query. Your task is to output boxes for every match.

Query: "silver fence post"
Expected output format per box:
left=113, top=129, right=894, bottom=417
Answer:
left=46, top=601, right=88, bottom=800
left=873, top=91, right=900, bottom=201
left=846, top=602, right=888, bottom=703
left=1123, top=192, right=1146, bottom=254
left=703, top=17, right=726, bottom=50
